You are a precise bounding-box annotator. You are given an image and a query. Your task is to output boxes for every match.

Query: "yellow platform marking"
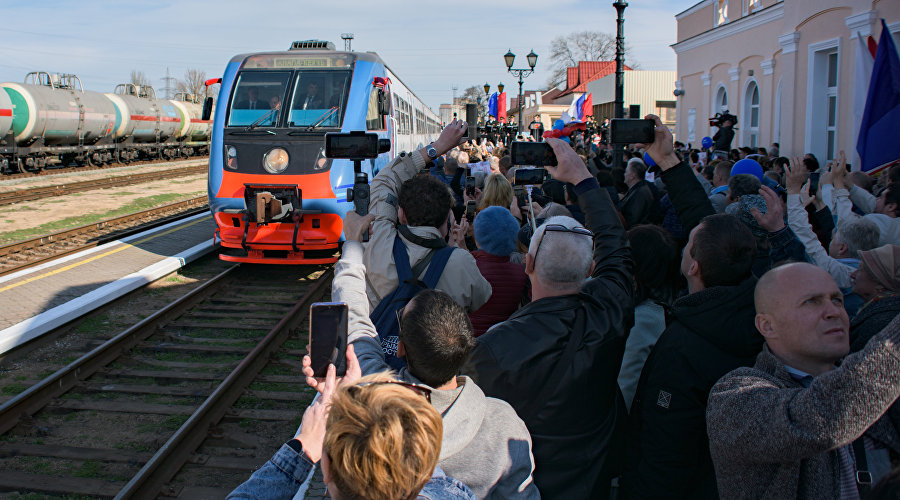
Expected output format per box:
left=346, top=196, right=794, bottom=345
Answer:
left=0, top=215, right=211, bottom=294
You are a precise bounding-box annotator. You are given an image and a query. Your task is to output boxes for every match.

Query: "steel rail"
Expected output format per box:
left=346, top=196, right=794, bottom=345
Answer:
left=115, top=267, right=333, bottom=499
left=0, top=164, right=206, bottom=206
left=2, top=157, right=208, bottom=180
left=0, top=265, right=240, bottom=436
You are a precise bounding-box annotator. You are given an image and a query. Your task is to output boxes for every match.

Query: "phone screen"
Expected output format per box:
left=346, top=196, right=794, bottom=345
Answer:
left=308, top=302, right=348, bottom=377
left=809, top=172, right=821, bottom=194
left=609, top=119, right=656, bottom=144
left=465, top=200, right=476, bottom=222
left=466, top=176, right=476, bottom=196
left=325, top=133, right=379, bottom=159
left=514, top=168, right=548, bottom=186
left=510, top=141, right=557, bottom=167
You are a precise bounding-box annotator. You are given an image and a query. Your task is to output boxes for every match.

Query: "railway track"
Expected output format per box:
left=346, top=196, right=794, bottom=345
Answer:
left=0, top=263, right=333, bottom=498
left=2, top=157, right=210, bottom=181
left=0, top=197, right=210, bottom=277
left=0, top=164, right=207, bottom=206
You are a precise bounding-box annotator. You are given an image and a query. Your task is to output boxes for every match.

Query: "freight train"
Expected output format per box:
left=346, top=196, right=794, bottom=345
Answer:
left=206, top=39, right=441, bottom=264
left=0, top=72, right=212, bottom=174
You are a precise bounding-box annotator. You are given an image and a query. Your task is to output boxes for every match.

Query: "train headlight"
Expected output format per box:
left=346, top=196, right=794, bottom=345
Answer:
left=225, top=145, right=238, bottom=170
left=263, top=148, right=290, bottom=174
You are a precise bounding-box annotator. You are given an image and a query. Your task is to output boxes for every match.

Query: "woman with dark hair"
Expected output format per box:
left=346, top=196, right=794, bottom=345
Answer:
left=618, top=224, right=683, bottom=411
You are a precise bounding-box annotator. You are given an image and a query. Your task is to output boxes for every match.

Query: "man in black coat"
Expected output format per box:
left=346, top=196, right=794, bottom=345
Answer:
left=463, top=137, right=633, bottom=499
left=620, top=159, right=656, bottom=227
left=621, top=114, right=763, bottom=499
left=295, top=81, right=324, bottom=110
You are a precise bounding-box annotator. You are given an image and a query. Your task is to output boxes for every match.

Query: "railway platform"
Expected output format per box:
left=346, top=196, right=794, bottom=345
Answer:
left=0, top=213, right=217, bottom=355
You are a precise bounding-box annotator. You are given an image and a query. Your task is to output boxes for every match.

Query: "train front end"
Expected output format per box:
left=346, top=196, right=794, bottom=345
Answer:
left=208, top=42, right=391, bottom=264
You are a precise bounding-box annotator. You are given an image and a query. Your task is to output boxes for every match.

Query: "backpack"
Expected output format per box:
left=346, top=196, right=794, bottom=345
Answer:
left=371, top=234, right=455, bottom=370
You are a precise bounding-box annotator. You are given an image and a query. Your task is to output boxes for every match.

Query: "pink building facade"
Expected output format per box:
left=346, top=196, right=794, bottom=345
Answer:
left=673, top=0, right=900, bottom=164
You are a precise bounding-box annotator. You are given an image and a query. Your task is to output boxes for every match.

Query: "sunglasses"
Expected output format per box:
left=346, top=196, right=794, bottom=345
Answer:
left=532, top=224, right=594, bottom=266
left=352, top=380, right=432, bottom=403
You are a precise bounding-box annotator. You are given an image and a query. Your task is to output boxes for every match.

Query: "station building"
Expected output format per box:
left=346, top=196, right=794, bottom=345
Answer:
left=672, top=0, right=900, bottom=164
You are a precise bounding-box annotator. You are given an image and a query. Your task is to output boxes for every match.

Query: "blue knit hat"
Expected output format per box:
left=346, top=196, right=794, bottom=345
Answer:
left=731, top=158, right=764, bottom=181
left=474, top=206, right=520, bottom=256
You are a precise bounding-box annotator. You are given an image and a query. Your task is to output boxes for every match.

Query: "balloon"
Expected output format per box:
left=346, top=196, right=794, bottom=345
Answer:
left=701, top=136, right=713, bottom=149
left=553, top=119, right=565, bottom=131
left=731, top=158, right=764, bottom=181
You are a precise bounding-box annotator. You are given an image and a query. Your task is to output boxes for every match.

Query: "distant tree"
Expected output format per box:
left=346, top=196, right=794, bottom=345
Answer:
left=458, top=85, right=491, bottom=119
left=545, top=30, right=638, bottom=89
left=129, top=70, right=150, bottom=88
left=176, top=69, right=208, bottom=101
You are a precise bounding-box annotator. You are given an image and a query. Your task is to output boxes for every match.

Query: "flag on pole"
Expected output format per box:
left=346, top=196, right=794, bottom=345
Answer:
left=857, top=19, right=900, bottom=173
left=574, top=94, right=586, bottom=121
left=565, top=94, right=584, bottom=123
left=487, top=92, right=498, bottom=118
left=498, top=92, right=507, bottom=121
left=582, top=93, right=593, bottom=118
left=853, top=33, right=877, bottom=171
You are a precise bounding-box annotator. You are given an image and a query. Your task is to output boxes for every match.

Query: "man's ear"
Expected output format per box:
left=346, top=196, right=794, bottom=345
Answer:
left=398, top=207, right=408, bottom=225
left=525, top=252, right=535, bottom=276
left=755, top=313, right=777, bottom=340
left=397, top=340, right=406, bottom=358
left=687, top=259, right=701, bottom=281
left=834, top=241, right=848, bottom=258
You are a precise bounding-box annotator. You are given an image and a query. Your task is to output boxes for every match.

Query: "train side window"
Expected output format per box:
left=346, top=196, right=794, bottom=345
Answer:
left=366, top=87, right=384, bottom=131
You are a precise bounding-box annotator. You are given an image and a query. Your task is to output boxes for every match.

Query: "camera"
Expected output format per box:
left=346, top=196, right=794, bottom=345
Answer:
left=708, top=111, right=737, bottom=128
left=325, top=131, right=390, bottom=159
left=511, top=141, right=557, bottom=167
left=610, top=119, right=655, bottom=144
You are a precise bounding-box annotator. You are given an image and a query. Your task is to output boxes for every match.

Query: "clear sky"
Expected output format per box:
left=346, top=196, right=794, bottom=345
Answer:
left=0, top=0, right=699, bottom=112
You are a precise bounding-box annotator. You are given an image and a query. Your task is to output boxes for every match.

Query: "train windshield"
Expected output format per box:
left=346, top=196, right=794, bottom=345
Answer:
left=287, top=71, right=351, bottom=128
left=227, top=71, right=292, bottom=127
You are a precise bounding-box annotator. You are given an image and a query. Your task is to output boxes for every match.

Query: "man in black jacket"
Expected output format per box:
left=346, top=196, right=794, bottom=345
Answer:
left=621, top=115, right=763, bottom=499
left=463, top=137, right=633, bottom=499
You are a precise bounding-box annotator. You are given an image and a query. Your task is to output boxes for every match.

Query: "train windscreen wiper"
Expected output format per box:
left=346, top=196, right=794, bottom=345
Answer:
left=243, top=108, right=280, bottom=131
left=305, top=107, right=338, bottom=131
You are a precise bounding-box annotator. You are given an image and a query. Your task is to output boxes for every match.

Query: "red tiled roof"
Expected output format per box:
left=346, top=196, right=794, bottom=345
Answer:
left=560, top=61, right=631, bottom=95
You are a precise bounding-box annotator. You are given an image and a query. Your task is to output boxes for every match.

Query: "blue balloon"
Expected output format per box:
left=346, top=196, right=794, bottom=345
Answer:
left=701, top=136, right=713, bottom=149
left=553, top=119, right=565, bottom=130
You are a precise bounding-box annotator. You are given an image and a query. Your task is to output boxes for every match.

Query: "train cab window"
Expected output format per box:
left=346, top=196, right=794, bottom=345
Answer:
left=366, top=86, right=385, bottom=131
left=227, top=71, right=291, bottom=127
left=288, top=71, right=351, bottom=128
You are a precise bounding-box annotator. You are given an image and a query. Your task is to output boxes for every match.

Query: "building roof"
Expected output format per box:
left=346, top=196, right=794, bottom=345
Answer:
left=560, top=61, right=631, bottom=96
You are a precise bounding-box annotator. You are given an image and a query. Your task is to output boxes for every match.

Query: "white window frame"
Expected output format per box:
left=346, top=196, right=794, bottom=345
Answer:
left=744, top=0, right=761, bottom=15
left=715, top=0, right=729, bottom=26
left=742, top=78, right=760, bottom=148
left=774, top=78, right=782, bottom=144
left=804, top=38, right=841, bottom=162
left=714, top=83, right=729, bottom=115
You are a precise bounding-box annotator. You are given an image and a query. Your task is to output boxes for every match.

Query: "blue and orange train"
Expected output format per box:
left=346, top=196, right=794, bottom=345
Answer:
left=207, top=39, right=441, bottom=264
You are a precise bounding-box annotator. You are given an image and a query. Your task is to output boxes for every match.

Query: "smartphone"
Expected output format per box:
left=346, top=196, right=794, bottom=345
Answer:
left=465, top=200, right=476, bottom=222
left=325, top=132, right=379, bottom=159
left=609, top=119, right=655, bottom=144
left=466, top=176, right=476, bottom=197
left=308, top=302, right=348, bottom=377
left=809, top=172, right=821, bottom=194
left=511, top=141, right=557, bottom=167
left=514, top=167, right=548, bottom=186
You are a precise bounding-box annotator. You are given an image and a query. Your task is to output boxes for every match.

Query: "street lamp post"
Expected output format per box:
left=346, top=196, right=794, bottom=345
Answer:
left=504, top=49, right=538, bottom=136
left=613, top=0, right=628, bottom=169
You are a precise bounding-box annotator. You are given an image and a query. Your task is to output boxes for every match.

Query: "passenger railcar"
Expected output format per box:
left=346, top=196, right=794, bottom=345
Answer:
left=207, top=39, right=441, bottom=264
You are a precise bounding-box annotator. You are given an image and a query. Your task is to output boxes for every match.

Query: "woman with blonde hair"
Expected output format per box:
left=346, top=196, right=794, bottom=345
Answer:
left=478, top=173, right=514, bottom=211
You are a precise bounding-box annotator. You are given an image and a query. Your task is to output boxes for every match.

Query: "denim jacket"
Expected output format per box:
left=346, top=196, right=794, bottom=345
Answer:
left=227, top=442, right=477, bottom=500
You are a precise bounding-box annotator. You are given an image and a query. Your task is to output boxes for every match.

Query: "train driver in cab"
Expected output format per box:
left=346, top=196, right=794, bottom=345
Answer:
left=237, top=87, right=267, bottom=110
left=297, top=81, right=324, bottom=110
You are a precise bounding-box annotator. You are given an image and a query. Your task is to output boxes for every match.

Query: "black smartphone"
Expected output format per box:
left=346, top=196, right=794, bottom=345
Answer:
left=465, top=200, right=476, bottom=222
left=514, top=167, right=548, bottom=186
left=308, top=302, right=348, bottom=377
left=513, top=185, right=526, bottom=207
left=809, top=172, right=821, bottom=194
left=325, top=132, right=379, bottom=159
left=610, top=119, right=656, bottom=144
left=511, top=141, right=557, bottom=167
left=466, top=176, right=476, bottom=197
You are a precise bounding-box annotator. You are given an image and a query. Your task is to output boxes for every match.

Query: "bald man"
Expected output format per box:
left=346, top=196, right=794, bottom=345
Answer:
left=707, top=262, right=900, bottom=500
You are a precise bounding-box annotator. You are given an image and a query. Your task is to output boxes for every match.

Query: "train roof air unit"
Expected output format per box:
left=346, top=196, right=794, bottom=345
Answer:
left=289, top=40, right=335, bottom=51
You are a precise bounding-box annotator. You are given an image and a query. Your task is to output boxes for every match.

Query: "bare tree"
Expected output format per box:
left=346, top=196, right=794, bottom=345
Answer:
left=129, top=70, right=150, bottom=87
left=545, top=31, right=638, bottom=89
left=176, top=69, right=207, bottom=100
left=457, top=85, right=491, bottom=117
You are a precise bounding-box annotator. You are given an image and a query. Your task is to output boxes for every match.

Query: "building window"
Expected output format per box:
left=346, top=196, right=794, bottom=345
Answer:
left=806, top=41, right=840, bottom=162
left=366, top=87, right=384, bottom=131
left=716, top=0, right=729, bottom=26
left=656, top=100, right=677, bottom=126
left=747, top=0, right=760, bottom=14
left=744, top=81, right=760, bottom=148
left=825, top=53, right=838, bottom=161
left=715, top=85, right=728, bottom=114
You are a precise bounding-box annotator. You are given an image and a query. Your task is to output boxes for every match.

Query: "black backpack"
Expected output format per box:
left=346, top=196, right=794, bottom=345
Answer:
left=370, top=234, right=454, bottom=370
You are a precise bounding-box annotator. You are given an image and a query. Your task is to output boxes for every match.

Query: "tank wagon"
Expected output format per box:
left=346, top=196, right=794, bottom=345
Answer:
left=0, top=72, right=213, bottom=174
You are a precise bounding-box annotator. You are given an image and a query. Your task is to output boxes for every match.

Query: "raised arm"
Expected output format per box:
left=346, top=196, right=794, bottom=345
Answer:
left=639, top=114, right=714, bottom=235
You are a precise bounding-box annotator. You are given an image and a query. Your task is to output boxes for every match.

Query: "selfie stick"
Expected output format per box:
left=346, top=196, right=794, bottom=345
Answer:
left=347, top=159, right=370, bottom=242
left=525, top=185, right=537, bottom=232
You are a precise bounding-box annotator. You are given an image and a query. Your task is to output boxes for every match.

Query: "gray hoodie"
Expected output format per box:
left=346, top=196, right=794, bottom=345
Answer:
left=335, top=241, right=540, bottom=500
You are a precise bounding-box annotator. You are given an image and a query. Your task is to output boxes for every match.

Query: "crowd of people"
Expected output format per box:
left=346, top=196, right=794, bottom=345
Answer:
left=228, top=115, right=900, bottom=500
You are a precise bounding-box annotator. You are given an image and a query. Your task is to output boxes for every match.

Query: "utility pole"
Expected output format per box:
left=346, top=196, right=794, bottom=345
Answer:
left=160, top=67, right=176, bottom=99
left=613, top=0, right=628, bottom=170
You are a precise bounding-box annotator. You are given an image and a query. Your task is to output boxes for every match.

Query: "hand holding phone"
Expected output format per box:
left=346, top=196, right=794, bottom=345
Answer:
left=308, top=302, right=349, bottom=377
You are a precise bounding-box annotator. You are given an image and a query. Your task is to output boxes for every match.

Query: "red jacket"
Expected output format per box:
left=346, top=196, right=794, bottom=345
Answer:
left=469, top=250, right=529, bottom=336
